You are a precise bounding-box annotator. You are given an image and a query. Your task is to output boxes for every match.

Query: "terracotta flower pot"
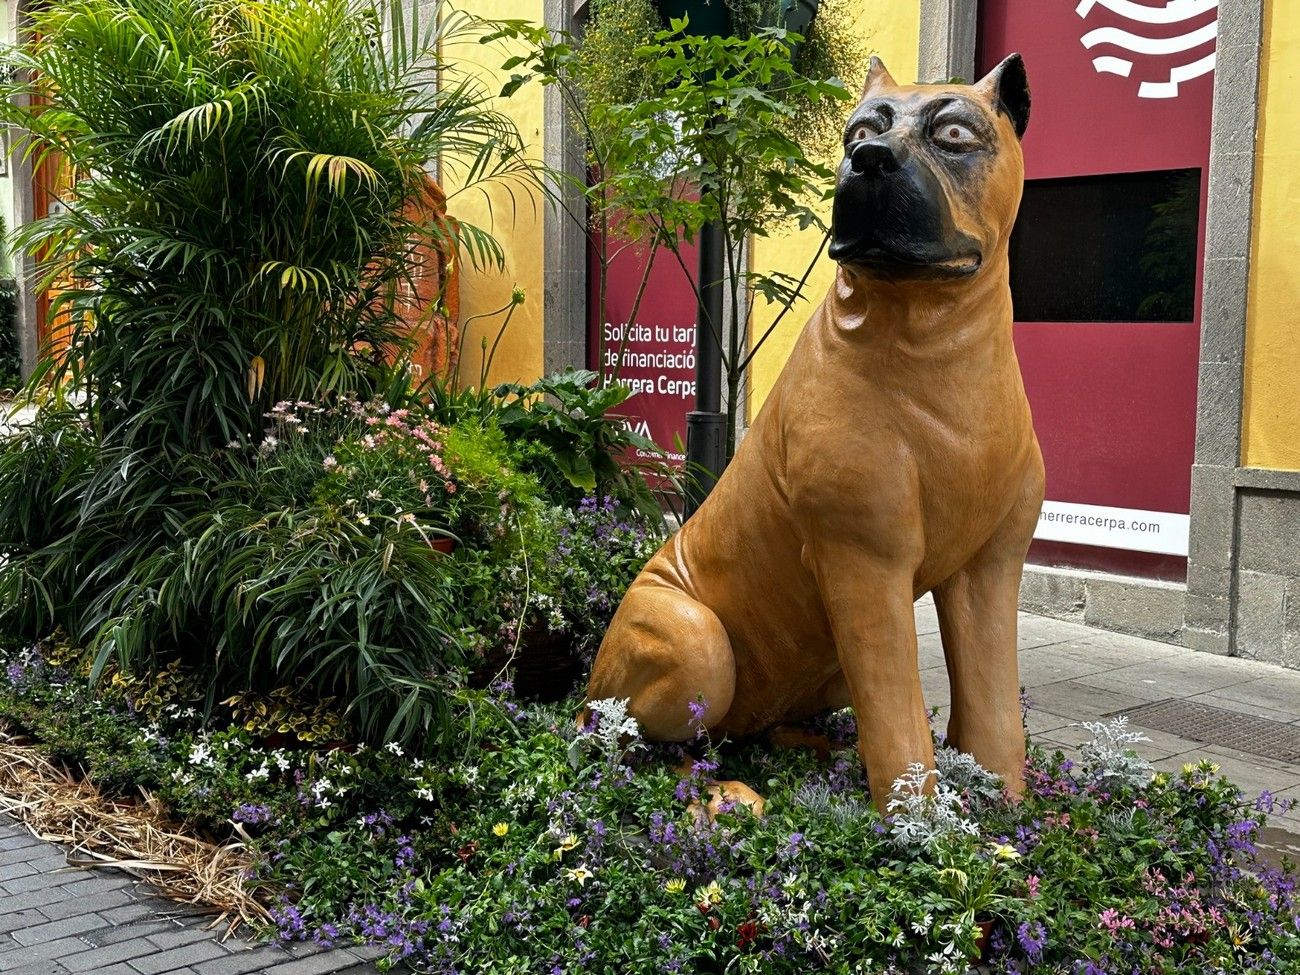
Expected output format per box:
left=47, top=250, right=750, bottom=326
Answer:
left=974, top=918, right=996, bottom=962
left=428, top=537, right=456, bottom=554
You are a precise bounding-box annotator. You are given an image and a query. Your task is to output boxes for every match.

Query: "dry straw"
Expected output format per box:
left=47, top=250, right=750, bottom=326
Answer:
left=0, top=727, right=271, bottom=934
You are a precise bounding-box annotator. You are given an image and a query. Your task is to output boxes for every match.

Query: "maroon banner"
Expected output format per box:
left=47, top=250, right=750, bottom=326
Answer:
left=587, top=234, right=700, bottom=467
left=979, top=0, right=1216, bottom=578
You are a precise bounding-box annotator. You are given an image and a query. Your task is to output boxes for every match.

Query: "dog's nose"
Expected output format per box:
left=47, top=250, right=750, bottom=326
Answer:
left=850, top=139, right=904, bottom=177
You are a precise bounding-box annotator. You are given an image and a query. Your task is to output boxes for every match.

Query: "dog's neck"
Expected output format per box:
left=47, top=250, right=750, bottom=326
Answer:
left=829, top=252, right=1014, bottom=354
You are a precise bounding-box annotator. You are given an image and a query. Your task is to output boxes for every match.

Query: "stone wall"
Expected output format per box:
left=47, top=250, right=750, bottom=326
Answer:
left=1234, top=482, right=1300, bottom=667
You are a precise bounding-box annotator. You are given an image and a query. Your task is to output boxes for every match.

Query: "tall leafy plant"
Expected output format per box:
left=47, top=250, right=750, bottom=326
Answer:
left=0, top=0, right=525, bottom=455
left=500, top=14, right=852, bottom=461
left=602, top=22, right=851, bottom=458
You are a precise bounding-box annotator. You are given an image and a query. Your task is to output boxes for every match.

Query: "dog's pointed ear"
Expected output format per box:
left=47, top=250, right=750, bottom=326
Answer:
left=861, top=56, right=897, bottom=97
left=976, top=53, right=1030, bottom=139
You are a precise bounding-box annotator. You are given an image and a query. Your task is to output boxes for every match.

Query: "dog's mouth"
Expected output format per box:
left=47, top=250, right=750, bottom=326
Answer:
left=831, top=244, right=983, bottom=279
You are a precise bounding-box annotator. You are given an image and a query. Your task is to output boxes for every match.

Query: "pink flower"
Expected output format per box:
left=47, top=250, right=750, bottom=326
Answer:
left=1098, top=908, right=1135, bottom=933
left=1026, top=875, right=1041, bottom=899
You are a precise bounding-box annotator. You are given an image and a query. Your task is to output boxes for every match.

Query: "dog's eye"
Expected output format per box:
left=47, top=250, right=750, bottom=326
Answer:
left=932, top=122, right=978, bottom=151
left=849, top=123, right=875, bottom=144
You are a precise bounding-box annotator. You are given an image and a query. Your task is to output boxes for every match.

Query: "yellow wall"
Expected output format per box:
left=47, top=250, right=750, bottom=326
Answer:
left=443, top=0, right=546, bottom=389
left=1242, top=0, right=1300, bottom=471
left=746, top=3, right=920, bottom=418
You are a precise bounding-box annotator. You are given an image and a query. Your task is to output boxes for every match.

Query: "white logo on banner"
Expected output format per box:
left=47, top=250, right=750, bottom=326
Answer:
left=1075, top=0, right=1218, bottom=99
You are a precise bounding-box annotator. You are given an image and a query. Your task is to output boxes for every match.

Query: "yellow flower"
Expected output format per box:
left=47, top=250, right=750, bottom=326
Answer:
left=564, top=866, right=593, bottom=886
left=1182, top=763, right=1196, bottom=775
left=557, top=833, right=580, bottom=853
left=492, top=822, right=509, bottom=837
left=697, top=880, right=725, bottom=906
left=1152, top=772, right=1170, bottom=787
left=989, top=843, right=1021, bottom=861
left=664, top=878, right=686, bottom=895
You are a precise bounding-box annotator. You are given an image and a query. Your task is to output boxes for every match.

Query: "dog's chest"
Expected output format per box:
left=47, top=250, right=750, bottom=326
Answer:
left=782, top=367, right=1032, bottom=562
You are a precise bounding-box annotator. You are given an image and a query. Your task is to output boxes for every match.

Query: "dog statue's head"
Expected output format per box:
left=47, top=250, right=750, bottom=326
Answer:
left=829, top=54, right=1030, bottom=281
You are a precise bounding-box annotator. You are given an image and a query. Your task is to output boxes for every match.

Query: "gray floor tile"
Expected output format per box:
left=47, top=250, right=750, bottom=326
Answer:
left=919, top=667, right=950, bottom=709
left=1017, top=614, right=1099, bottom=648
left=128, top=938, right=229, bottom=974
left=1016, top=647, right=1122, bottom=687
left=1023, top=678, right=1150, bottom=720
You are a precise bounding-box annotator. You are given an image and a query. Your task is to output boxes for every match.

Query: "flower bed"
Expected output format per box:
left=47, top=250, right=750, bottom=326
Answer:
left=2, top=639, right=1297, bottom=974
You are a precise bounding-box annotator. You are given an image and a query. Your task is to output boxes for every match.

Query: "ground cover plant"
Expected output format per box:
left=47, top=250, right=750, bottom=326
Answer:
left=3, top=637, right=1298, bottom=975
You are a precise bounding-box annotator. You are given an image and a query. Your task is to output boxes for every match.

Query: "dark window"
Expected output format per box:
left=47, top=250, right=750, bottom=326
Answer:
left=1009, top=168, right=1201, bottom=323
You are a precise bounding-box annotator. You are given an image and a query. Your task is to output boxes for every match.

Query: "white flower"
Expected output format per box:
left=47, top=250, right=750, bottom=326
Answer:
left=323, top=455, right=339, bottom=472
left=366, top=489, right=382, bottom=500
left=912, top=912, right=934, bottom=934
left=563, top=866, right=594, bottom=886
left=384, top=742, right=404, bottom=757
left=414, top=786, right=435, bottom=802
left=246, top=763, right=269, bottom=782
left=188, top=743, right=215, bottom=767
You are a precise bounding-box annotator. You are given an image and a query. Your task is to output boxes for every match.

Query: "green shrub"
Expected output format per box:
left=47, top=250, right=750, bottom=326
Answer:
left=0, top=0, right=522, bottom=456
left=494, top=369, right=670, bottom=518
left=539, top=495, right=664, bottom=662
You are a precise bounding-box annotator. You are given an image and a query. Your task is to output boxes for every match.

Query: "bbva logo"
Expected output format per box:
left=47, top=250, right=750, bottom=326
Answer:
left=630, top=420, right=653, bottom=440
left=1075, top=0, right=1218, bottom=99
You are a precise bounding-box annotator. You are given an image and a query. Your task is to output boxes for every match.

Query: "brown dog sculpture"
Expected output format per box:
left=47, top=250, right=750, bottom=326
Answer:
left=586, top=54, right=1044, bottom=808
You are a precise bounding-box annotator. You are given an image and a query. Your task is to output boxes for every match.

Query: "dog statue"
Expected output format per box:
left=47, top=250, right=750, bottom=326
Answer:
left=586, top=54, right=1043, bottom=807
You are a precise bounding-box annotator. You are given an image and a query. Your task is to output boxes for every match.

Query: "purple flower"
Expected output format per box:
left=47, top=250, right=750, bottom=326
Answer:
left=687, top=698, right=709, bottom=729
left=272, top=902, right=306, bottom=942
left=233, top=803, right=272, bottom=825
left=1016, top=921, right=1047, bottom=963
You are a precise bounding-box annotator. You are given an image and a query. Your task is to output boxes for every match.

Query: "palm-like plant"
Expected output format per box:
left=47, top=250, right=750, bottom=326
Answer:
left=0, top=0, right=526, bottom=455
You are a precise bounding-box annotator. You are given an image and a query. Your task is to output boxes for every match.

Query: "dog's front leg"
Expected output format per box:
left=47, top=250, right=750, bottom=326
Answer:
left=811, top=544, right=933, bottom=809
left=933, top=558, right=1026, bottom=797
left=933, top=492, right=1039, bottom=797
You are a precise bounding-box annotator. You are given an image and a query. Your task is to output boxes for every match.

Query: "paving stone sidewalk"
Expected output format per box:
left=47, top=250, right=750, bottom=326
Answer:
left=0, top=822, right=385, bottom=975
left=5, top=604, right=1300, bottom=972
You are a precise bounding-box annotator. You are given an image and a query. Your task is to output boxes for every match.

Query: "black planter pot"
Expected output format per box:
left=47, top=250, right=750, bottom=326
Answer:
left=656, top=0, right=731, bottom=37
left=655, top=0, right=820, bottom=38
